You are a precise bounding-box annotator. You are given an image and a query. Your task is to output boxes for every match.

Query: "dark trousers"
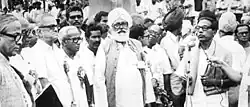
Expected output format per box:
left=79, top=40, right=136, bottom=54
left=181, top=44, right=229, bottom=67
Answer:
left=164, top=74, right=186, bottom=107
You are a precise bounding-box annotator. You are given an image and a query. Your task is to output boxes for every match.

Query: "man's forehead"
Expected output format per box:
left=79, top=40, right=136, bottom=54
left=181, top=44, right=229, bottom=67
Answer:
left=198, top=19, right=212, bottom=26
left=149, top=25, right=160, bottom=32
left=69, top=11, right=82, bottom=16
left=237, top=26, right=249, bottom=32
left=113, top=18, right=127, bottom=24
left=90, top=30, right=101, bottom=35
left=67, top=28, right=80, bottom=35
left=5, top=21, right=21, bottom=33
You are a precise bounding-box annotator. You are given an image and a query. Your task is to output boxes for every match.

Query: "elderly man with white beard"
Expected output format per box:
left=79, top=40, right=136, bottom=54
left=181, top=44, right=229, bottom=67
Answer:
left=94, top=8, right=155, bottom=107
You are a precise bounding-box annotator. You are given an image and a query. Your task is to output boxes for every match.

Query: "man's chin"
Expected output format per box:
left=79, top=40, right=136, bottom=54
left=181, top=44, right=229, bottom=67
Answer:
left=74, top=24, right=81, bottom=28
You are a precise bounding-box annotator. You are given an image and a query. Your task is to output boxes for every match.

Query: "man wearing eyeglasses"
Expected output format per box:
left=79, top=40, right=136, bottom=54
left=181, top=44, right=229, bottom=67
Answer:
left=66, top=6, right=88, bottom=51
left=0, top=14, right=32, bottom=107
left=235, top=24, right=250, bottom=58
left=94, top=8, right=155, bottom=107
left=29, top=13, right=71, bottom=107
left=58, top=26, right=89, bottom=107
left=179, top=10, right=242, bottom=107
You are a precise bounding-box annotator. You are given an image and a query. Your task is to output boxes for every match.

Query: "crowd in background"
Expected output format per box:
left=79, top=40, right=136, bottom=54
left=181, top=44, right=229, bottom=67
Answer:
left=1, top=0, right=250, bottom=107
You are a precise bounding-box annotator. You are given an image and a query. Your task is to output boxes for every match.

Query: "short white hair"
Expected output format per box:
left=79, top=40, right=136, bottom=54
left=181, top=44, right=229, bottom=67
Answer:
left=58, top=26, right=80, bottom=43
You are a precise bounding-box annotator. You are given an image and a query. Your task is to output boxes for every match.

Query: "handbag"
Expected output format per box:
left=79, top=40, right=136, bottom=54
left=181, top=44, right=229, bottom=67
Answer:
left=201, top=61, right=230, bottom=96
left=200, top=41, right=237, bottom=96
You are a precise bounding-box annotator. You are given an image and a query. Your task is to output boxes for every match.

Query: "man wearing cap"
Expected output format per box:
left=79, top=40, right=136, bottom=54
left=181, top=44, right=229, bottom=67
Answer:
left=58, top=26, right=89, bottom=107
left=180, top=10, right=242, bottom=107
left=0, top=14, right=32, bottom=107
left=218, top=11, right=246, bottom=107
left=94, top=7, right=155, bottom=107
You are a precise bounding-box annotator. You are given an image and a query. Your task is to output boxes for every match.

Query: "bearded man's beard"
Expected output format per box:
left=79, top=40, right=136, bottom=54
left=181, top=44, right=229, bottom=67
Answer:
left=111, top=30, right=129, bottom=42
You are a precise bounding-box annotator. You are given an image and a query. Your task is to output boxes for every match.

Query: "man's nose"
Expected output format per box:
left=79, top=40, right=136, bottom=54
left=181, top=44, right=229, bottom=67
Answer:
left=74, top=17, right=79, bottom=21
left=16, top=38, right=23, bottom=45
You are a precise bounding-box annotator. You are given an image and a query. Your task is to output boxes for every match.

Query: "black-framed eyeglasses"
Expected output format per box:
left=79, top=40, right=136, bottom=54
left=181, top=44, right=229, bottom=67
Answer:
left=0, top=32, right=22, bottom=42
left=64, top=37, right=83, bottom=44
left=102, top=20, right=108, bottom=23
left=237, top=31, right=249, bottom=36
left=195, top=25, right=212, bottom=31
left=112, top=21, right=129, bottom=29
left=69, top=15, right=83, bottom=19
left=39, top=24, right=58, bottom=32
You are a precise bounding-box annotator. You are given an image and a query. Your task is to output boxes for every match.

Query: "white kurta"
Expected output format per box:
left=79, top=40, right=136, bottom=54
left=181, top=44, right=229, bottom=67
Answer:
left=61, top=50, right=89, bottom=107
left=116, top=44, right=144, bottom=107
left=94, top=42, right=155, bottom=107
left=29, top=40, right=73, bottom=107
left=238, top=55, right=250, bottom=107
left=186, top=41, right=228, bottom=107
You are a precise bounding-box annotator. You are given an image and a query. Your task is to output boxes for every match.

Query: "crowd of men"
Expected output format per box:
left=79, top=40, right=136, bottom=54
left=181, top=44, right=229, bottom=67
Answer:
left=1, top=0, right=250, bottom=107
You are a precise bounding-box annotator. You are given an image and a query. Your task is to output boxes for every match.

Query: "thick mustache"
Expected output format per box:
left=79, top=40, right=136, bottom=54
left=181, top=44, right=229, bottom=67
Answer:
left=94, top=41, right=101, bottom=45
left=118, top=30, right=126, bottom=34
left=73, top=22, right=81, bottom=25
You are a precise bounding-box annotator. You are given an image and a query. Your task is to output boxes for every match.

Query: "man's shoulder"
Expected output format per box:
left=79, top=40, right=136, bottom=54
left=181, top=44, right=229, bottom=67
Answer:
left=129, top=38, right=142, bottom=46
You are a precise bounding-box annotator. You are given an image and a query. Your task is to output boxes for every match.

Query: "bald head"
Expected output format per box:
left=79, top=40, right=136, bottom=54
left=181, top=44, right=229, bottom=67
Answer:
left=37, top=13, right=57, bottom=27
left=149, top=24, right=162, bottom=34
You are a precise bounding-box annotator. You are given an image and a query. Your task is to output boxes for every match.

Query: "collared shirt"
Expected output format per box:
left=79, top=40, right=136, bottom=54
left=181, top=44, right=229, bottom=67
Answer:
left=29, top=39, right=73, bottom=107
left=149, top=44, right=172, bottom=88
left=160, top=31, right=180, bottom=72
left=218, top=36, right=246, bottom=72
left=0, top=53, right=31, bottom=107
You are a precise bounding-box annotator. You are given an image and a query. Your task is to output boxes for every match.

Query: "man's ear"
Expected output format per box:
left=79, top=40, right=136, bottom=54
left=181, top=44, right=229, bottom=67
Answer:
left=213, top=30, right=217, bottom=35
left=138, top=36, right=143, bottom=41
left=86, top=37, right=89, bottom=43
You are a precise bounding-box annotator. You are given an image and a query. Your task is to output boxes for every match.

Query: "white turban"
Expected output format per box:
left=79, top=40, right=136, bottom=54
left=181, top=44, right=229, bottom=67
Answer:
left=58, top=26, right=80, bottom=43
left=107, top=7, right=132, bottom=28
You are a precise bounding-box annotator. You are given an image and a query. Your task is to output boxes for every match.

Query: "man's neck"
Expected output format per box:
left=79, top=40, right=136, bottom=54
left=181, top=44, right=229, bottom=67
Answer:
left=170, top=30, right=181, bottom=42
left=63, top=47, right=76, bottom=59
left=43, top=39, right=54, bottom=47
left=200, top=39, right=213, bottom=50
left=239, top=41, right=250, bottom=48
left=88, top=46, right=97, bottom=56
left=0, top=52, right=9, bottom=61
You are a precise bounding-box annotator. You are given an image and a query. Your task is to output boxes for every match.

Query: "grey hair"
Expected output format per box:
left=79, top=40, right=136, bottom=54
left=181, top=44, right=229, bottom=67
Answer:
left=0, top=14, right=19, bottom=33
left=36, top=13, right=55, bottom=27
